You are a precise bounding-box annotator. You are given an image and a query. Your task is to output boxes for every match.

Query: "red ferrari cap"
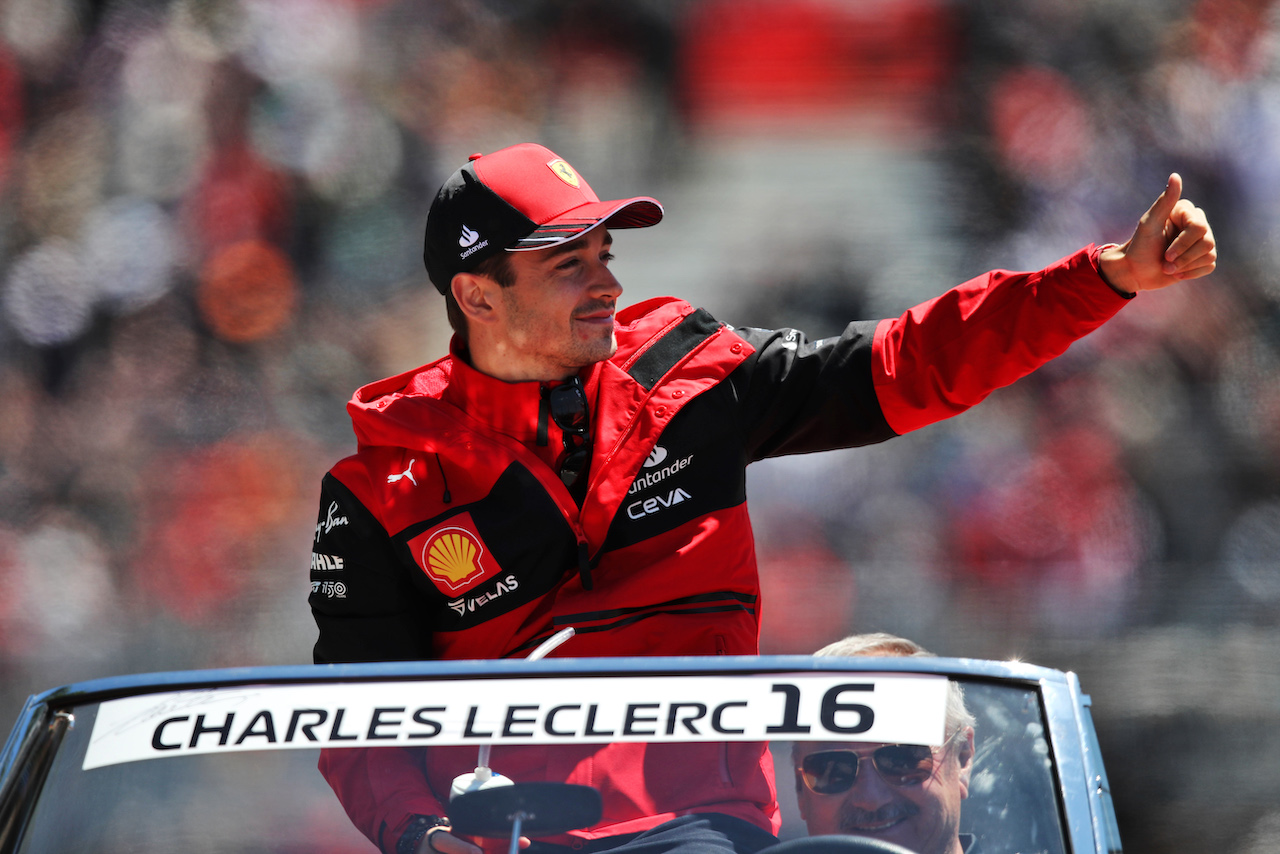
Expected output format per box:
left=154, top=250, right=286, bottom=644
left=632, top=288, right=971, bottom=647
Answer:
left=423, top=143, right=663, bottom=294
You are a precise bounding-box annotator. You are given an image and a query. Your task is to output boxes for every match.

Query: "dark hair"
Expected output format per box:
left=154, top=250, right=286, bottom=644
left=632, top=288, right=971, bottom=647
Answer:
left=444, top=251, right=517, bottom=341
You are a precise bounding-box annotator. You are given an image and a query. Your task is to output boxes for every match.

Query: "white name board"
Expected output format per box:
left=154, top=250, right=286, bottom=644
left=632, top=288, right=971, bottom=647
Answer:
left=84, top=672, right=947, bottom=770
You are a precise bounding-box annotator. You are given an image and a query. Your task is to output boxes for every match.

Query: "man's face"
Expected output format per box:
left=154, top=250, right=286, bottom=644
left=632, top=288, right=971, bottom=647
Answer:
left=486, top=227, right=623, bottom=381
left=795, top=732, right=974, bottom=854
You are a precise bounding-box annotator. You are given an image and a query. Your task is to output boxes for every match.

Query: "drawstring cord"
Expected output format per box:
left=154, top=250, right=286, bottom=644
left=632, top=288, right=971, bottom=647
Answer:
left=435, top=453, right=452, bottom=504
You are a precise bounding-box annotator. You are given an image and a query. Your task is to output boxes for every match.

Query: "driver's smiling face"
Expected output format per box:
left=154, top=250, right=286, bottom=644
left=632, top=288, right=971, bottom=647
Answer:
left=795, top=736, right=973, bottom=854
left=489, top=227, right=622, bottom=381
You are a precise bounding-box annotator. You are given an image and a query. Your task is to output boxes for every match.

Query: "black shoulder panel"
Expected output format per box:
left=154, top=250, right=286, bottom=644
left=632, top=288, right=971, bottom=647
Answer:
left=627, top=308, right=723, bottom=390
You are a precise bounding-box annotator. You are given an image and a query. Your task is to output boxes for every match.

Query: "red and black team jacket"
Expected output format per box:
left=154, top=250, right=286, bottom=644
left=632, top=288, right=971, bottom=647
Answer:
left=309, top=246, right=1130, bottom=853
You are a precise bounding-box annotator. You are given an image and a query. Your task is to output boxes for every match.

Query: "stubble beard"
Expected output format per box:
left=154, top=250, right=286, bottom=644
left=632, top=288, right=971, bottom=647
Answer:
left=568, top=301, right=618, bottom=367
left=570, top=328, right=617, bottom=369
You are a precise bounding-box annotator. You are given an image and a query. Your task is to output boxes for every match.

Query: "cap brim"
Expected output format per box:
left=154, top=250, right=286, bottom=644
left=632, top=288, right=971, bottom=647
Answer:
left=509, top=197, right=663, bottom=250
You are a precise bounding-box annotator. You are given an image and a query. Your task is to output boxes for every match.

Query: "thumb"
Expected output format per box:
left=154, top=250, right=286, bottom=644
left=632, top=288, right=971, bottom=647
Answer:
left=1141, top=173, right=1183, bottom=231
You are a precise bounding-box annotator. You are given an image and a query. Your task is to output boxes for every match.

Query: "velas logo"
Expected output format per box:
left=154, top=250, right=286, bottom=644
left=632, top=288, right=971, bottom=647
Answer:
left=407, top=514, right=504, bottom=595
left=547, top=159, right=580, bottom=188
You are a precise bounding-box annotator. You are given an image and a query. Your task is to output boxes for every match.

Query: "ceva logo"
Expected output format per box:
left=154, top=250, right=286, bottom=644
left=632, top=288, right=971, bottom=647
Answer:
left=627, top=488, right=692, bottom=519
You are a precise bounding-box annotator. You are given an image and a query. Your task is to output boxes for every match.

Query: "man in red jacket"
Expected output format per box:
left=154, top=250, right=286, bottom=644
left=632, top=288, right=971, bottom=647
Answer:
left=308, top=143, right=1215, bottom=854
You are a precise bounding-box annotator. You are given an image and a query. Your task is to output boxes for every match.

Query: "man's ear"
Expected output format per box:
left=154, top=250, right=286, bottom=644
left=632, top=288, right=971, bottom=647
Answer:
left=452, top=272, right=499, bottom=324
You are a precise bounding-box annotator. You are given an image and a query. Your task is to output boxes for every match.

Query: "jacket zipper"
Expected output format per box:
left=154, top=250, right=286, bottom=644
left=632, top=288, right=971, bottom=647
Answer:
left=576, top=538, right=593, bottom=591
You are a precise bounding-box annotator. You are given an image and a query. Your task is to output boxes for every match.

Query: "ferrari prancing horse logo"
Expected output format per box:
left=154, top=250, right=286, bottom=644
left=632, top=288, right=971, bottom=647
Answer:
left=547, top=159, right=580, bottom=188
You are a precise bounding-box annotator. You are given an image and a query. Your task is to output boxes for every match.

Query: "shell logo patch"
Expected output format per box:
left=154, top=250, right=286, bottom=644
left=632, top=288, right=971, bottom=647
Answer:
left=427, top=528, right=481, bottom=584
left=547, top=159, right=580, bottom=188
left=408, top=514, right=503, bottom=595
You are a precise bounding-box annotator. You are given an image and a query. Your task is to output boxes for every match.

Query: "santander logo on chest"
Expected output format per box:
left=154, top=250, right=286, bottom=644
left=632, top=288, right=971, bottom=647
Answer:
left=408, top=512, right=505, bottom=595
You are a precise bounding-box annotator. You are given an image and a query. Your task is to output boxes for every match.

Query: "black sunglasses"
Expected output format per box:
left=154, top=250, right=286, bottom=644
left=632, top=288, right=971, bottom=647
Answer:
left=800, top=732, right=960, bottom=794
left=548, top=377, right=590, bottom=487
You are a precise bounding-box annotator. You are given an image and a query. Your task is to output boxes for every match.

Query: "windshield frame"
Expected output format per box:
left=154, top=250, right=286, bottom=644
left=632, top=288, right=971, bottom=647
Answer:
left=0, top=655, right=1114, bottom=854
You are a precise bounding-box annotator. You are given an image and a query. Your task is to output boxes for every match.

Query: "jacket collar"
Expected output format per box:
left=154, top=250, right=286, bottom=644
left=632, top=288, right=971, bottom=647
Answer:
left=436, top=340, right=548, bottom=446
left=432, top=339, right=604, bottom=463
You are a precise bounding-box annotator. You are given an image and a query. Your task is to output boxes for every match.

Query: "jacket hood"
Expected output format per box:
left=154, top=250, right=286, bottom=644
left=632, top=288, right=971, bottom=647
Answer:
left=347, top=355, right=463, bottom=452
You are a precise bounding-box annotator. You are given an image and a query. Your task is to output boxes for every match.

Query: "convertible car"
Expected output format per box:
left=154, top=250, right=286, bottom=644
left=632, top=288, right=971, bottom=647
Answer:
left=0, top=654, right=1121, bottom=854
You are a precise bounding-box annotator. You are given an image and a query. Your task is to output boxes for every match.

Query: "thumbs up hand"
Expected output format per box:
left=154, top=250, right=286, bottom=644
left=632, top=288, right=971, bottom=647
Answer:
left=1098, top=173, right=1217, bottom=295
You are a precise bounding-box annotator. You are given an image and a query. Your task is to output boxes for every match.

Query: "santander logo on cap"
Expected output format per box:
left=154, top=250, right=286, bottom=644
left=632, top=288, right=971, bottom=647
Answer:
left=457, top=224, right=489, bottom=261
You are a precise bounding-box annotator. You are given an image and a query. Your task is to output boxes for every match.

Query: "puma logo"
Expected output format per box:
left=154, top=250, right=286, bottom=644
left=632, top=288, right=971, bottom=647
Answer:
left=387, top=459, right=418, bottom=486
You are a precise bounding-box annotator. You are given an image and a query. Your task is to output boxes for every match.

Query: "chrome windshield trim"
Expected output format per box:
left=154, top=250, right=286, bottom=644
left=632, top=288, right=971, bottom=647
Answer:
left=23, top=655, right=1069, bottom=715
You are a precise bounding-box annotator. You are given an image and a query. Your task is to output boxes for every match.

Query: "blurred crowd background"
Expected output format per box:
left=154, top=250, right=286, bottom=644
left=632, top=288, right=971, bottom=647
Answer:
left=0, top=0, right=1277, bottom=851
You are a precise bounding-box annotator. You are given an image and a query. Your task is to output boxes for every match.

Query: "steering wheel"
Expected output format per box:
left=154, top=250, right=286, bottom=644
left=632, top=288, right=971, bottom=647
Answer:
left=766, top=835, right=918, bottom=854
left=449, top=782, right=603, bottom=838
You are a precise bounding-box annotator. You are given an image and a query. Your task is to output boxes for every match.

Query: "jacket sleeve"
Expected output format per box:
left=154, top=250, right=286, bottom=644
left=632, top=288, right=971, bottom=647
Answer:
left=732, top=244, right=1130, bottom=458
left=310, top=466, right=445, bottom=853
left=871, top=244, right=1131, bottom=434
left=732, top=319, right=893, bottom=461
left=318, top=747, right=446, bottom=854
left=310, top=469, right=434, bottom=664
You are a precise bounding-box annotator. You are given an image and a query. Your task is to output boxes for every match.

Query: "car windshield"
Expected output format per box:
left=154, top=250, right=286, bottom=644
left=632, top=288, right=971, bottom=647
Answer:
left=5, top=664, right=1068, bottom=854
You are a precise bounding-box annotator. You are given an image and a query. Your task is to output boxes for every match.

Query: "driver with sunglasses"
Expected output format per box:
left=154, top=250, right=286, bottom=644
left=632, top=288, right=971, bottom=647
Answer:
left=794, top=634, right=975, bottom=854
left=306, top=144, right=1213, bottom=854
